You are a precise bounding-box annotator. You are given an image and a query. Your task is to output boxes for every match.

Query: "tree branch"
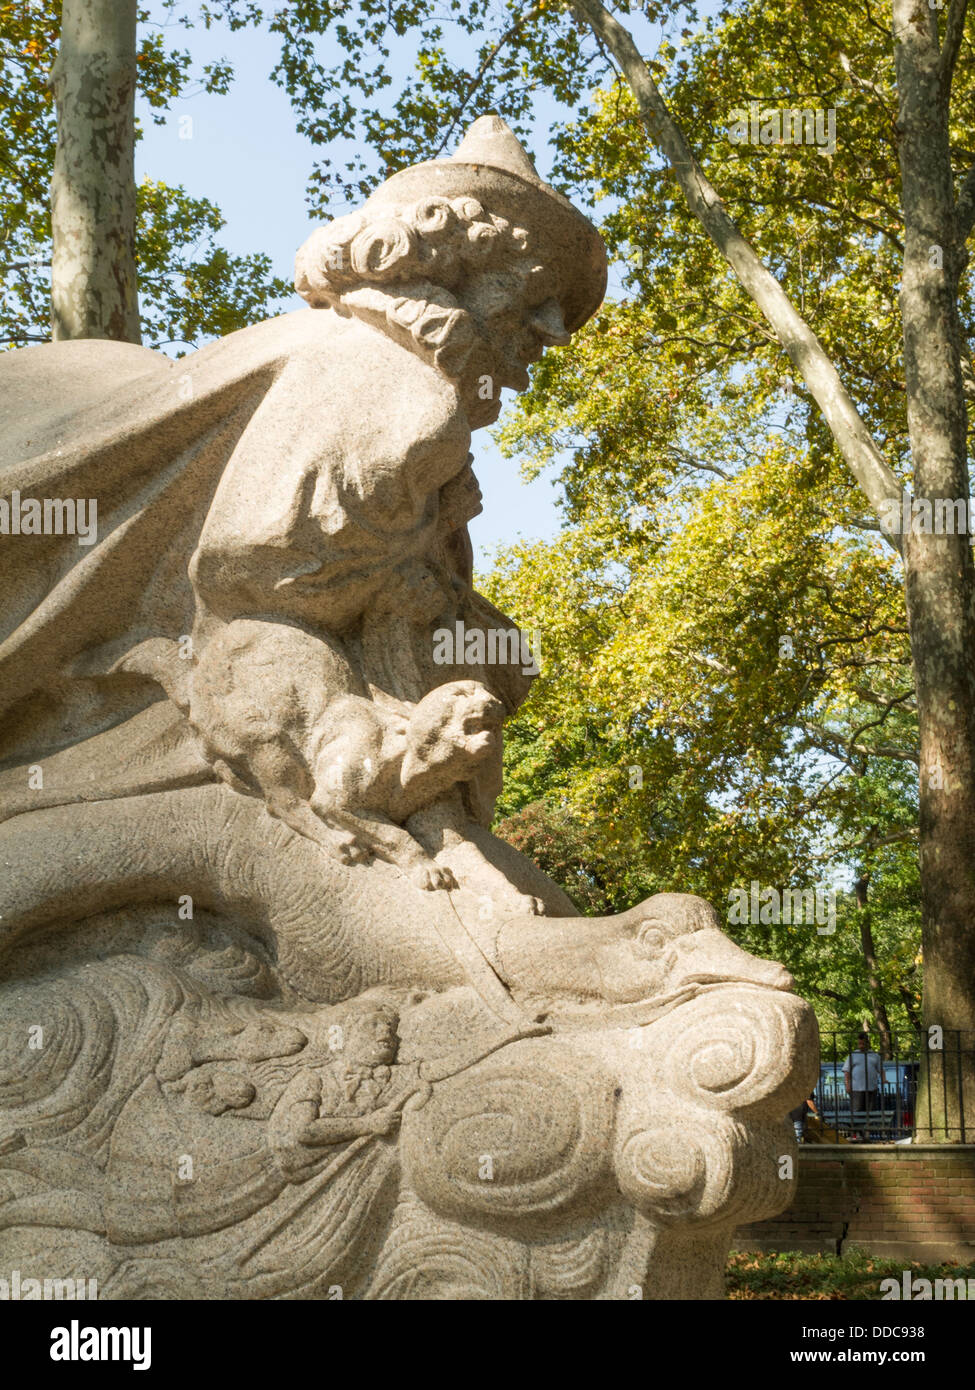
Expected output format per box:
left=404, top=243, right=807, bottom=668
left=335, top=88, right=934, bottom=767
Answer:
left=957, top=160, right=975, bottom=243
left=939, top=0, right=969, bottom=93
left=853, top=684, right=917, bottom=714
left=798, top=719, right=920, bottom=765
left=808, top=985, right=853, bottom=1004
left=850, top=827, right=919, bottom=851
left=569, top=0, right=903, bottom=555
left=431, top=4, right=542, bottom=157
left=837, top=49, right=897, bottom=124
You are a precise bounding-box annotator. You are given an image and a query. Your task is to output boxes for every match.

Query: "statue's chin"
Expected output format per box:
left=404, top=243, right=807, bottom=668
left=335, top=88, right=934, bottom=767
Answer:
left=458, top=348, right=533, bottom=426
left=463, top=392, right=505, bottom=428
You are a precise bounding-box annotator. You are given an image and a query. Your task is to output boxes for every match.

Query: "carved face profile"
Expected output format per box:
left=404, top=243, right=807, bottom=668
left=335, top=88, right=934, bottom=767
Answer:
left=310, top=1003, right=403, bottom=1068
left=293, top=116, right=607, bottom=425
left=344, top=1007, right=400, bottom=1067
left=457, top=263, right=571, bottom=395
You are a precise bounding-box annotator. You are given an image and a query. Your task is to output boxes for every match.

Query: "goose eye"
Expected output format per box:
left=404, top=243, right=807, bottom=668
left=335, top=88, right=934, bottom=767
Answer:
left=637, top=924, right=665, bottom=954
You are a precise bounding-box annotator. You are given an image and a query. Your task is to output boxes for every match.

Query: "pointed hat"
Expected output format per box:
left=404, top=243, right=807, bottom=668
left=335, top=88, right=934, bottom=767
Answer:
left=363, top=115, right=607, bottom=333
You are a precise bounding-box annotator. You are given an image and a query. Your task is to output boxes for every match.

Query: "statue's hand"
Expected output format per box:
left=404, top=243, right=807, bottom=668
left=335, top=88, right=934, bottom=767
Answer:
left=402, top=1081, right=434, bottom=1113
left=364, top=1104, right=403, bottom=1136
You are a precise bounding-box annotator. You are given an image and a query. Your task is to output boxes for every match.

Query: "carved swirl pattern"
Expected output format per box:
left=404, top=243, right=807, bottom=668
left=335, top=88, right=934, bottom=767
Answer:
left=367, top=1195, right=529, bottom=1300
left=401, top=1041, right=615, bottom=1228
left=651, top=987, right=818, bottom=1114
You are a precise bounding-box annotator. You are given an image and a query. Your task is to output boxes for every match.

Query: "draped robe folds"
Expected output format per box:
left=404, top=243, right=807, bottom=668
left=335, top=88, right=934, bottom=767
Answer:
left=0, top=301, right=566, bottom=1019
left=0, top=307, right=474, bottom=785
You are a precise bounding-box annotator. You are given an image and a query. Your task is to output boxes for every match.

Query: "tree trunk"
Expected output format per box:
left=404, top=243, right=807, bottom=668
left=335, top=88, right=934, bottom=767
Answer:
left=50, top=0, right=140, bottom=342
left=854, top=871, right=893, bottom=1058
left=893, top=0, right=975, bottom=1140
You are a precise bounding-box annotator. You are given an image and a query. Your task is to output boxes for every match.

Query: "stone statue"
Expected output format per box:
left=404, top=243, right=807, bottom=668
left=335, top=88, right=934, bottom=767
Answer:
left=0, top=117, right=818, bottom=1299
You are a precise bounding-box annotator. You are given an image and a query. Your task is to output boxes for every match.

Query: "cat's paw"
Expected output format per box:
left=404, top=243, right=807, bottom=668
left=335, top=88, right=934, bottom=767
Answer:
left=411, top=861, right=458, bottom=891
left=336, top=833, right=373, bottom=866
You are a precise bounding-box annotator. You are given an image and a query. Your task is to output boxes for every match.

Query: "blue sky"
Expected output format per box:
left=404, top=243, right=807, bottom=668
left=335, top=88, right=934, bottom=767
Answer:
left=134, top=2, right=649, bottom=567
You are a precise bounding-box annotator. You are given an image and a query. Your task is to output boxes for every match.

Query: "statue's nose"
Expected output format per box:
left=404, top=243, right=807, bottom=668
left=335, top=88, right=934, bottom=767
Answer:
left=529, top=299, right=571, bottom=346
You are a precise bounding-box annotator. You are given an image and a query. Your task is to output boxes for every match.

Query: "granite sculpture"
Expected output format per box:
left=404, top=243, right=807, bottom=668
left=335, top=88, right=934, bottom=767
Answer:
left=0, top=116, right=818, bottom=1300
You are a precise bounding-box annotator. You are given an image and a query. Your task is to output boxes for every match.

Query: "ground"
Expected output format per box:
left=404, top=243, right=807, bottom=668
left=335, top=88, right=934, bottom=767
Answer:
left=727, top=1249, right=975, bottom=1299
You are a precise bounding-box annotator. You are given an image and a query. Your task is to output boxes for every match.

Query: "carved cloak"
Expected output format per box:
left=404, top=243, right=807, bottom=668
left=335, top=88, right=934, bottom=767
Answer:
left=0, top=309, right=470, bottom=782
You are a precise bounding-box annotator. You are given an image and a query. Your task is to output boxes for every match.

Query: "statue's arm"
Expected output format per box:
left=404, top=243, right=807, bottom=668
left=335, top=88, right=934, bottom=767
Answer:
left=267, top=1069, right=327, bottom=1178
left=186, top=347, right=469, bottom=634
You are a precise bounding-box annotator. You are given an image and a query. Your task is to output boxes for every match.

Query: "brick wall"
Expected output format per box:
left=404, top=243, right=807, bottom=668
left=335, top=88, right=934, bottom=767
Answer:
left=733, top=1146, right=975, bottom=1261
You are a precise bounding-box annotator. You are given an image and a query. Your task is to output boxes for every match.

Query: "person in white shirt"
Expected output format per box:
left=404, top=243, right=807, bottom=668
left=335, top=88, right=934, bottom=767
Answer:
left=843, top=1032, right=883, bottom=1140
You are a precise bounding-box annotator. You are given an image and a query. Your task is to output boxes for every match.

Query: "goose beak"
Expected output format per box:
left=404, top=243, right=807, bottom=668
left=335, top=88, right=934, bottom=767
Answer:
left=670, top=928, right=796, bottom=994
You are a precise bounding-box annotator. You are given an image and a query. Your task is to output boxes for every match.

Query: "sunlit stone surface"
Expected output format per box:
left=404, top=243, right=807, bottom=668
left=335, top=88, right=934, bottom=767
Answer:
left=0, top=117, right=817, bottom=1300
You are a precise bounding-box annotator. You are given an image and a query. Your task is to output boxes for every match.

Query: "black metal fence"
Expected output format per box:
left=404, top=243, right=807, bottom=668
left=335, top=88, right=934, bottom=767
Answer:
left=800, top=1030, right=975, bottom=1143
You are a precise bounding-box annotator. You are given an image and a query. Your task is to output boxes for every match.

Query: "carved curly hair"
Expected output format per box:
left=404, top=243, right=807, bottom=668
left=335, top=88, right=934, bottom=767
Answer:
left=294, top=196, right=532, bottom=378
left=295, top=195, right=529, bottom=304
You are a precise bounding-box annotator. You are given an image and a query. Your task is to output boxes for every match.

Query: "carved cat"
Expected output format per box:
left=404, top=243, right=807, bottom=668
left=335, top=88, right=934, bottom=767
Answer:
left=121, top=620, right=505, bottom=891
